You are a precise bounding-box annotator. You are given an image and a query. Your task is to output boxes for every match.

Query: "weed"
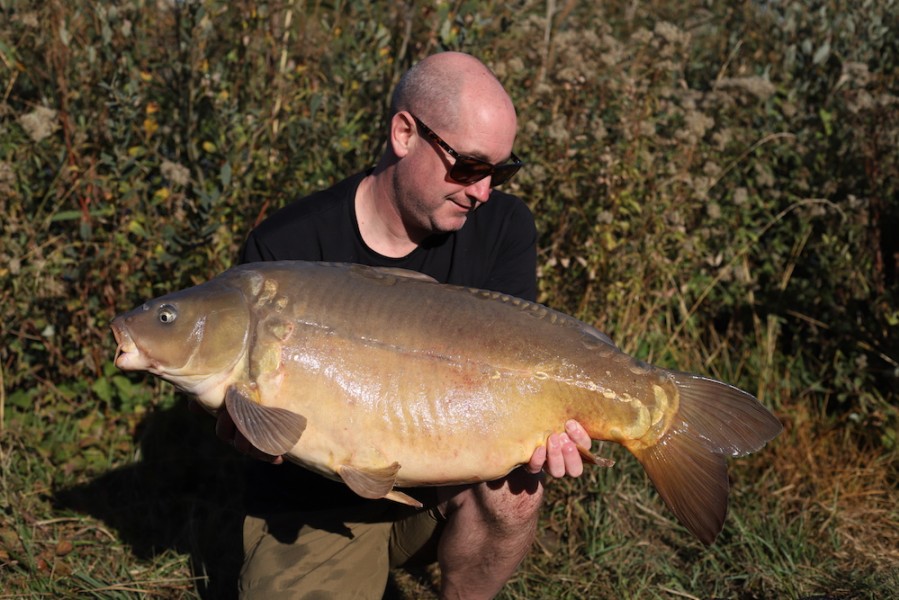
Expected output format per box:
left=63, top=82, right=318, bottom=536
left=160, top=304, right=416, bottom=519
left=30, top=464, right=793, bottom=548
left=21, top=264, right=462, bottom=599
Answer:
left=1, top=0, right=896, bottom=598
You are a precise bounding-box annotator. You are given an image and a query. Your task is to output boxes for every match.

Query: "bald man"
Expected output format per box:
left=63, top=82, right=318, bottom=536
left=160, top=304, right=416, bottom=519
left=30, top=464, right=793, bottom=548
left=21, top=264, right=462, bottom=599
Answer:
left=226, top=52, right=591, bottom=599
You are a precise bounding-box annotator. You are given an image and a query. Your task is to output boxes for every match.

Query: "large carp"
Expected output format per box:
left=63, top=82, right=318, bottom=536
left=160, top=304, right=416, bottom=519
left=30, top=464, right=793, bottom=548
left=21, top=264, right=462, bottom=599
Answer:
left=111, top=261, right=781, bottom=544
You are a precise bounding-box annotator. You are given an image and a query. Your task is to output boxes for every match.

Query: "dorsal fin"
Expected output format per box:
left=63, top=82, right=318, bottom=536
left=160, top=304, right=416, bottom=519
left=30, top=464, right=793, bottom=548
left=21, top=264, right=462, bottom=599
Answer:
left=347, top=263, right=438, bottom=284
left=372, top=267, right=438, bottom=282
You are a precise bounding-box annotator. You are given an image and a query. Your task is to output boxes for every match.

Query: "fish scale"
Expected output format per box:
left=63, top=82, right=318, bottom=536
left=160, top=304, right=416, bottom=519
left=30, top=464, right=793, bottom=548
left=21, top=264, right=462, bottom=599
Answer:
left=111, top=260, right=782, bottom=544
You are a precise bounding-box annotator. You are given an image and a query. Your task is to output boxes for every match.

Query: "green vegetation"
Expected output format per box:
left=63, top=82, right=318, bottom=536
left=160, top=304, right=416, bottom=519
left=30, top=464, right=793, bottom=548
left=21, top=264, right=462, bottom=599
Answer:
left=1, top=0, right=897, bottom=597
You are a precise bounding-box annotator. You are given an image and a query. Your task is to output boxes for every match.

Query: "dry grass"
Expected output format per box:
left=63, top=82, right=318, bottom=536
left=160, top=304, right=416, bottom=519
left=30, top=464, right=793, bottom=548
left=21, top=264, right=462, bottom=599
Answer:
left=774, top=402, right=899, bottom=575
left=2, top=0, right=897, bottom=598
left=385, top=400, right=899, bottom=599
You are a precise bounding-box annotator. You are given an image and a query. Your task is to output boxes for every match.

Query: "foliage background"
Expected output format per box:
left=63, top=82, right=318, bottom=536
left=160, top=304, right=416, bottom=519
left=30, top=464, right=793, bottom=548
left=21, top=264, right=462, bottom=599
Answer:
left=1, top=0, right=897, bottom=598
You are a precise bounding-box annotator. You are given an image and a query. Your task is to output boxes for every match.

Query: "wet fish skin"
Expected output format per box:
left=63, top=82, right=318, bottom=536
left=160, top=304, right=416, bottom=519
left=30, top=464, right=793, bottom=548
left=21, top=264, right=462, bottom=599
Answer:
left=110, top=261, right=782, bottom=544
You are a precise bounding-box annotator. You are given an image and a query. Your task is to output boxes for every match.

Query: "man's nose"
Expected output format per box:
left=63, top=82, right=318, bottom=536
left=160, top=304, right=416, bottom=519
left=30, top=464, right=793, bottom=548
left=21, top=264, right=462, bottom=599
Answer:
left=465, top=176, right=492, bottom=205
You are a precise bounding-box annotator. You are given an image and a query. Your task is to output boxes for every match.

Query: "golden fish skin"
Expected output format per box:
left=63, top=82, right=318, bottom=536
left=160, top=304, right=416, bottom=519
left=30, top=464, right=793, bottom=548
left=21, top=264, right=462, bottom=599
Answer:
left=111, top=261, right=782, bottom=544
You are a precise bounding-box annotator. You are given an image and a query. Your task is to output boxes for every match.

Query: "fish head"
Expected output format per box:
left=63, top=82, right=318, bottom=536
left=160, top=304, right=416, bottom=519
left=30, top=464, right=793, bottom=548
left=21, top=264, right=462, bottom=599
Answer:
left=111, top=278, right=250, bottom=398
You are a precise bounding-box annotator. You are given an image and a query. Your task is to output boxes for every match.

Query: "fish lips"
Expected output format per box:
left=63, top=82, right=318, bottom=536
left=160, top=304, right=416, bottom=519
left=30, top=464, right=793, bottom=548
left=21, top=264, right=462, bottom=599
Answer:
left=110, top=317, right=153, bottom=372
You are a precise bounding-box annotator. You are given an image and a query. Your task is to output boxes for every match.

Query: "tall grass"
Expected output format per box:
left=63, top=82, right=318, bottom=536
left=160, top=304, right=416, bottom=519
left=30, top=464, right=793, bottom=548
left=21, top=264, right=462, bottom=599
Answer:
left=1, top=0, right=897, bottom=598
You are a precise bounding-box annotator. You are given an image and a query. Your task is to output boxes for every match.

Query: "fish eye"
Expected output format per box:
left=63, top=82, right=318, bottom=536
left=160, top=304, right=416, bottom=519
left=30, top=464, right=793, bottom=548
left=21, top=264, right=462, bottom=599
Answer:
left=157, top=304, right=178, bottom=324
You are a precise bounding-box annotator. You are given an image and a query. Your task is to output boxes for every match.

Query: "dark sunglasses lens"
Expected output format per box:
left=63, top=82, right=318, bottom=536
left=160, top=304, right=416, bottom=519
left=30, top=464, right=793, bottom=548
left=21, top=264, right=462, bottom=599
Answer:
left=489, top=163, right=522, bottom=187
left=450, top=157, right=494, bottom=185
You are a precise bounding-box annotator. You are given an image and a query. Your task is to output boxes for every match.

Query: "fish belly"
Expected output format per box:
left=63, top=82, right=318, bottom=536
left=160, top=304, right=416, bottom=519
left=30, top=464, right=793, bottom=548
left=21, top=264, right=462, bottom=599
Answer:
left=266, top=328, right=573, bottom=485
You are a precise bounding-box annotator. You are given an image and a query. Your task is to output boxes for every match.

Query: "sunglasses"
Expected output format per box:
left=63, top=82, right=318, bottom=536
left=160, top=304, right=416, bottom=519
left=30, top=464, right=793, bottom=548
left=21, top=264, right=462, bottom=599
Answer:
left=410, top=114, right=524, bottom=187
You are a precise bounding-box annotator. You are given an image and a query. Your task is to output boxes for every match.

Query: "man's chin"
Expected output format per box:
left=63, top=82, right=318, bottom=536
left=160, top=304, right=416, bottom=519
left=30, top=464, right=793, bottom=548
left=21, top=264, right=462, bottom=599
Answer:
left=433, top=213, right=469, bottom=233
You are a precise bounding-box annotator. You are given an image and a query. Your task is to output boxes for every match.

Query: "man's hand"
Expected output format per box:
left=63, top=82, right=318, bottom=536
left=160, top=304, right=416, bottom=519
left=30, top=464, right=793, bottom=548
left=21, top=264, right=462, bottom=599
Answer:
left=188, top=399, right=285, bottom=465
left=526, top=420, right=591, bottom=478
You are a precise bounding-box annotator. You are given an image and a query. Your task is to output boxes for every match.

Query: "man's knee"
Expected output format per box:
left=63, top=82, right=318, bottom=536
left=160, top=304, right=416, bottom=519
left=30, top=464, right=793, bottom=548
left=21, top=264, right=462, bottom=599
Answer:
left=444, top=468, right=545, bottom=531
left=483, top=468, right=544, bottom=524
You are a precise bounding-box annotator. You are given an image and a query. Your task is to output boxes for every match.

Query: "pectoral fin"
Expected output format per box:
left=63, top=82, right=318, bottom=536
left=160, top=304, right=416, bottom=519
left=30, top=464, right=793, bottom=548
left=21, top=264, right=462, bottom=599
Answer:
left=224, top=384, right=307, bottom=456
left=339, top=463, right=405, bottom=501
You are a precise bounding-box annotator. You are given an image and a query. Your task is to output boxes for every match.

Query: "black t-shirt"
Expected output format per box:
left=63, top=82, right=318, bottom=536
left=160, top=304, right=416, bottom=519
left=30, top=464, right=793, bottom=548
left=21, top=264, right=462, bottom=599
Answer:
left=238, top=170, right=538, bottom=511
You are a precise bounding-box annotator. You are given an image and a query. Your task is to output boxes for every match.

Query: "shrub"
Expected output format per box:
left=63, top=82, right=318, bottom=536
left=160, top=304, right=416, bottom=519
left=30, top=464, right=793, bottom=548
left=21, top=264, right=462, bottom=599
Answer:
left=1, top=0, right=896, bottom=597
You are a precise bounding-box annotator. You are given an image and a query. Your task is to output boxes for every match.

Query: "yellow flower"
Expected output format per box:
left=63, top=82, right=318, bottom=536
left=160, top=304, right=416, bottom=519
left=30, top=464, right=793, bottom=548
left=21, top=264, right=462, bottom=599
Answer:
left=143, top=118, right=158, bottom=137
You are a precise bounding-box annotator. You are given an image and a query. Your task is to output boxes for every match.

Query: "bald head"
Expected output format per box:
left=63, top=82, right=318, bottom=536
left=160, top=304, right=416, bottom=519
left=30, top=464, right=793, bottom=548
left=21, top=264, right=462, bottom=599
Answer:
left=390, top=52, right=515, bottom=132
left=361, top=52, right=521, bottom=248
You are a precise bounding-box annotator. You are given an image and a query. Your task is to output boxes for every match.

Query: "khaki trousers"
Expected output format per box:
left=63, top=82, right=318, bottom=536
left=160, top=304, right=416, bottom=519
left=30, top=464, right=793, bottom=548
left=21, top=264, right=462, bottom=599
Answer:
left=238, top=501, right=443, bottom=599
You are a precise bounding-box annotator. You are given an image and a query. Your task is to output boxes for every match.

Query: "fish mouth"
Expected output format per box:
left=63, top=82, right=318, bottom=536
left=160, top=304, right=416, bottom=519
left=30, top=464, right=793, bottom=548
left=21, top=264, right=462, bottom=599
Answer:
left=110, top=318, right=145, bottom=371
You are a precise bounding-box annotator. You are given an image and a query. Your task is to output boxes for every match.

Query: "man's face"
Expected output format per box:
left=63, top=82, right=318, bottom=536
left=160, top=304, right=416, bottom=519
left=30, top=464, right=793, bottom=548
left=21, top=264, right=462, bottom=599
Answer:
left=394, top=105, right=519, bottom=236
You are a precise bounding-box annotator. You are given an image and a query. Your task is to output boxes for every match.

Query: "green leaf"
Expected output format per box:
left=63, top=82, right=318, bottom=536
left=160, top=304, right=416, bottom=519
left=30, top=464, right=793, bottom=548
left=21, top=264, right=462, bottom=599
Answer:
left=812, top=41, right=830, bottom=65
left=220, top=161, right=232, bottom=187
left=91, top=378, right=113, bottom=403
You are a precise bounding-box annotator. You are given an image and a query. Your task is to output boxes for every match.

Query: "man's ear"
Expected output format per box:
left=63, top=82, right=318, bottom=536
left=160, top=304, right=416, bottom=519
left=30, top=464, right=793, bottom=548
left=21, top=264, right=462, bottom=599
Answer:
left=389, top=111, right=416, bottom=158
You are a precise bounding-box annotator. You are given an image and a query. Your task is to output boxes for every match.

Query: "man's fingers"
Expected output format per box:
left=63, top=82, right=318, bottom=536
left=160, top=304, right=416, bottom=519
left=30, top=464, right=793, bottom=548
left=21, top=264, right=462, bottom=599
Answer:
left=544, top=432, right=586, bottom=478
left=187, top=399, right=206, bottom=415
left=565, top=419, right=591, bottom=448
left=545, top=434, right=566, bottom=478
left=527, top=444, right=547, bottom=474
left=560, top=434, right=584, bottom=477
left=213, top=408, right=284, bottom=464
left=237, top=434, right=284, bottom=464
left=214, top=410, right=236, bottom=442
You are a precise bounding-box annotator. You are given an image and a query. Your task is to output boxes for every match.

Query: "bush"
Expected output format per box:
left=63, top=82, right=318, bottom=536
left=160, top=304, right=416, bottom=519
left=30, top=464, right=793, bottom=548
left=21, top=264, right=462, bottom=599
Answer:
left=1, top=0, right=897, bottom=597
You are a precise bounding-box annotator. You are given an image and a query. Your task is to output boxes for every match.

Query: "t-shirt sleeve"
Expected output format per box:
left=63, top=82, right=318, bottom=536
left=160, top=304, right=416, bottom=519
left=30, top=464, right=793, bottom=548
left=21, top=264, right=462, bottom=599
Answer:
left=239, top=229, right=276, bottom=264
left=236, top=177, right=360, bottom=265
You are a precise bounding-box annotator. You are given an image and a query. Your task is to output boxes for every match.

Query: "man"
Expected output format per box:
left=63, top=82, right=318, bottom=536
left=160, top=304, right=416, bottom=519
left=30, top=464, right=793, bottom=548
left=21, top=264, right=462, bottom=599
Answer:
left=222, top=51, right=592, bottom=599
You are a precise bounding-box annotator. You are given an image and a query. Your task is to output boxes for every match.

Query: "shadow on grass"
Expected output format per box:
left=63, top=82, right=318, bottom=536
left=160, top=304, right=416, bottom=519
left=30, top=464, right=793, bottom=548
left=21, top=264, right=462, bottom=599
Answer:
left=53, top=400, right=246, bottom=600
left=50, top=400, right=432, bottom=599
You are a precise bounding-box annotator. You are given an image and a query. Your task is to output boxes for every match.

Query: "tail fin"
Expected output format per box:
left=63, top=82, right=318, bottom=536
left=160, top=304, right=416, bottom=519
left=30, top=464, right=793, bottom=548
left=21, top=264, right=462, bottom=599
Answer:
left=630, top=373, right=782, bottom=544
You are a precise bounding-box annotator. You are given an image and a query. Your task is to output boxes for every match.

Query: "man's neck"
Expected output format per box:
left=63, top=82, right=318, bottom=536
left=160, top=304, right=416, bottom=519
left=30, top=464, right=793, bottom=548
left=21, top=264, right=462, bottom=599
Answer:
left=354, top=173, right=420, bottom=258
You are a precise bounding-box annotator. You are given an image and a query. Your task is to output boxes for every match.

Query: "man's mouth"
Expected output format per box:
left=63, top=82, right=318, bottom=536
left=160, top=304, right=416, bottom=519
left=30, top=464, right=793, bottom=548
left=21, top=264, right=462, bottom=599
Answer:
left=449, top=197, right=477, bottom=212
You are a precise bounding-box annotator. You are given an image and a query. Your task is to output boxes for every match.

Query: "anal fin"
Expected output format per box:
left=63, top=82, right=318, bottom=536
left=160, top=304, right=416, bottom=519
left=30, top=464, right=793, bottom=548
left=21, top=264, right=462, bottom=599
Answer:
left=224, top=384, right=307, bottom=456
left=385, top=489, right=423, bottom=508
left=577, top=444, right=615, bottom=468
left=339, top=463, right=403, bottom=501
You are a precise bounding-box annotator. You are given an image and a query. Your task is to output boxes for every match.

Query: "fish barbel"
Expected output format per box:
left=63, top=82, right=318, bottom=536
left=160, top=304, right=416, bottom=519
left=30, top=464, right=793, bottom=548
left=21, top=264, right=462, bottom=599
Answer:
left=110, top=261, right=781, bottom=544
